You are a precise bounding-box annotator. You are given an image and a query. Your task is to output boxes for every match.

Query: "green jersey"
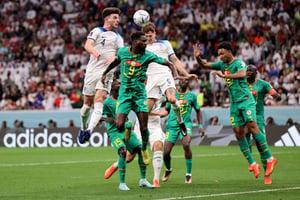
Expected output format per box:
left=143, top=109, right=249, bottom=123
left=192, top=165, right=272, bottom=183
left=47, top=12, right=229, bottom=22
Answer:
left=116, top=47, right=164, bottom=90
left=211, top=59, right=253, bottom=103
left=102, top=96, right=118, bottom=133
left=166, top=90, right=199, bottom=128
left=248, top=79, right=273, bottom=123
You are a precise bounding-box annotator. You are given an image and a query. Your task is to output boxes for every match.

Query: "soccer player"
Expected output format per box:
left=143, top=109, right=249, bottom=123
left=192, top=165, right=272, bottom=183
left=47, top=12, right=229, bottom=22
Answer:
left=141, top=22, right=198, bottom=136
left=78, top=7, right=124, bottom=144
left=101, top=31, right=180, bottom=165
left=158, top=78, right=205, bottom=183
left=193, top=42, right=277, bottom=179
left=102, top=80, right=154, bottom=191
left=246, top=64, right=281, bottom=184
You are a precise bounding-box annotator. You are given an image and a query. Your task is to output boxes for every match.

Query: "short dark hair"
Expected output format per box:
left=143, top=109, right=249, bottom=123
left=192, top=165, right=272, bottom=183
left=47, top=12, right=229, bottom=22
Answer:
left=217, top=42, right=233, bottom=52
left=131, top=31, right=145, bottom=41
left=102, top=7, right=121, bottom=19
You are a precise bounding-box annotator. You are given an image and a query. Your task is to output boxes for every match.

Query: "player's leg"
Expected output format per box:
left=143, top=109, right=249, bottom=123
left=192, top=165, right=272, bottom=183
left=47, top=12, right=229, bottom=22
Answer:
left=117, top=146, right=129, bottom=191
left=87, top=89, right=107, bottom=132
left=162, top=140, right=174, bottom=182
left=136, top=111, right=150, bottom=165
left=152, top=140, right=163, bottom=187
left=245, top=128, right=254, bottom=172
left=165, top=88, right=187, bottom=136
left=234, top=125, right=261, bottom=178
left=129, top=139, right=154, bottom=189
left=247, top=121, right=276, bottom=176
left=78, top=95, right=93, bottom=143
left=104, top=151, right=136, bottom=179
left=181, top=125, right=192, bottom=183
left=253, top=124, right=272, bottom=184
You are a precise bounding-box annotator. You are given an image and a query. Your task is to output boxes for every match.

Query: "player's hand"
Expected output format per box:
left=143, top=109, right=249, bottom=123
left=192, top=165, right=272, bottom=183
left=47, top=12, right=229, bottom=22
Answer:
left=212, top=71, right=224, bottom=78
left=198, top=128, right=205, bottom=137
left=101, top=74, right=107, bottom=85
left=174, top=75, right=186, bottom=80
left=193, top=43, right=201, bottom=57
left=186, top=73, right=198, bottom=80
left=93, top=52, right=101, bottom=60
left=104, top=56, right=116, bottom=65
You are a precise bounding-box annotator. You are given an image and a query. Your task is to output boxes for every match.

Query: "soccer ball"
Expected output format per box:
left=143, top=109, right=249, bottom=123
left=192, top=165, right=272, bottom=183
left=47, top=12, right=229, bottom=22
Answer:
left=133, top=10, right=150, bottom=27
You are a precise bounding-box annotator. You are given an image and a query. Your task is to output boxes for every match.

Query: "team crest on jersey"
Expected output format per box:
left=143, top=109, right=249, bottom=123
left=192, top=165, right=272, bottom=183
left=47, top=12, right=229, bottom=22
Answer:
left=247, top=110, right=252, bottom=115
left=126, top=60, right=141, bottom=66
left=143, top=100, right=148, bottom=105
left=178, top=99, right=188, bottom=104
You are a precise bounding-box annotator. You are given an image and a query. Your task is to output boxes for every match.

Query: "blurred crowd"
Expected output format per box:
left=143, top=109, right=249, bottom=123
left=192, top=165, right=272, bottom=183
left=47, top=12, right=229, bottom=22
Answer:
left=0, top=0, right=300, bottom=111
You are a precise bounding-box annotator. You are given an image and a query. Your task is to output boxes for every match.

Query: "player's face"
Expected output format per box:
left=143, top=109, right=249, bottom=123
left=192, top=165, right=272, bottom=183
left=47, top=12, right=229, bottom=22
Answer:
left=145, top=31, right=156, bottom=44
left=247, top=67, right=257, bottom=79
left=217, top=48, right=232, bottom=64
left=106, top=14, right=120, bottom=30
left=134, top=35, right=147, bottom=54
left=179, top=78, right=189, bottom=89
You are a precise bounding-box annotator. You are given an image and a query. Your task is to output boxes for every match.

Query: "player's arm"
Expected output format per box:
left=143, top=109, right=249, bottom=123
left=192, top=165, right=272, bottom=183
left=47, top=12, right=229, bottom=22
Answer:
left=101, top=59, right=121, bottom=85
left=85, top=39, right=101, bottom=60
left=195, top=107, right=205, bottom=137
left=193, top=43, right=213, bottom=69
left=269, top=89, right=282, bottom=101
left=100, top=117, right=115, bottom=124
left=213, top=69, right=246, bottom=79
left=151, top=105, right=171, bottom=117
left=162, top=59, right=180, bottom=79
left=169, top=54, right=198, bottom=79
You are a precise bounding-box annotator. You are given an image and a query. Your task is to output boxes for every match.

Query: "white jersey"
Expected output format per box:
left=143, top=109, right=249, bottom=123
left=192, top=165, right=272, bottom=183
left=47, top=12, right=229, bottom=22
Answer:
left=86, top=27, right=124, bottom=75
left=146, top=40, right=175, bottom=75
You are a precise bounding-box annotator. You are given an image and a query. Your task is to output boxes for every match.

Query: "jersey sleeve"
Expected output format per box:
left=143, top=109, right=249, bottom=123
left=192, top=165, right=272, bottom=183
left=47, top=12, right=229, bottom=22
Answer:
left=236, top=60, right=247, bottom=72
left=115, top=32, right=124, bottom=48
left=87, top=27, right=99, bottom=41
left=164, top=40, right=175, bottom=57
left=146, top=51, right=165, bottom=65
left=211, top=61, right=223, bottom=70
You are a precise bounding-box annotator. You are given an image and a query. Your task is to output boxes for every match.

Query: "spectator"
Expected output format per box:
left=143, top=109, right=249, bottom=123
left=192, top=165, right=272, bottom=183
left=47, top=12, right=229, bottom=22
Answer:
left=209, top=116, right=220, bottom=126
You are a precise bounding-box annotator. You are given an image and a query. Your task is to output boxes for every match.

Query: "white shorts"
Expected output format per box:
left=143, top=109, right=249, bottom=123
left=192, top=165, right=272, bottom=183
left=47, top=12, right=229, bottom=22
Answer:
left=134, top=115, right=165, bottom=151
left=146, top=72, right=176, bottom=99
left=82, top=71, right=114, bottom=96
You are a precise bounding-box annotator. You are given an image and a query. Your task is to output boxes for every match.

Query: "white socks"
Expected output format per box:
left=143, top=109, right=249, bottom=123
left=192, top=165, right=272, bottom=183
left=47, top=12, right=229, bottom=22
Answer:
left=87, top=102, right=103, bottom=132
left=152, top=151, right=163, bottom=181
left=171, top=100, right=183, bottom=123
left=80, top=104, right=91, bottom=130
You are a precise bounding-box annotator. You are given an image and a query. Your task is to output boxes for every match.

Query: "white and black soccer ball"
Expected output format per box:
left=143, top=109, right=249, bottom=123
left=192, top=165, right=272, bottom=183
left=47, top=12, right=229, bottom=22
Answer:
left=133, top=10, right=150, bottom=27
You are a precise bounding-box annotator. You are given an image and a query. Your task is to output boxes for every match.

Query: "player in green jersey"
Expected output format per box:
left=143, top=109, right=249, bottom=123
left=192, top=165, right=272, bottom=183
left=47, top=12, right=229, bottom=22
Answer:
left=153, top=78, right=204, bottom=183
left=101, top=31, right=180, bottom=165
left=246, top=64, right=281, bottom=184
left=193, top=42, right=277, bottom=179
left=102, top=80, right=154, bottom=190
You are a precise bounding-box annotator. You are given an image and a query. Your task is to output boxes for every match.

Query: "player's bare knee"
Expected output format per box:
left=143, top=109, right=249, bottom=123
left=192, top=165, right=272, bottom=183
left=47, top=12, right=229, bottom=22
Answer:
left=118, top=146, right=127, bottom=158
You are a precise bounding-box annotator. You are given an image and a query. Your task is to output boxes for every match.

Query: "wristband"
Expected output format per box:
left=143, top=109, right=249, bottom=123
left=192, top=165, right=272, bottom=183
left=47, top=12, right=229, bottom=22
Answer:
left=198, top=124, right=203, bottom=129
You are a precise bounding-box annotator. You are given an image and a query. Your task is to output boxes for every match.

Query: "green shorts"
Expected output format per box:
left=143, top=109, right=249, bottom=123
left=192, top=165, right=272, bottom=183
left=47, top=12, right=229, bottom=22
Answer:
left=165, top=123, right=192, bottom=144
left=230, top=98, right=257, bottom=128
left=116, top=87, right=148, bottom=114
left=109, top=131, right=141, bottom=155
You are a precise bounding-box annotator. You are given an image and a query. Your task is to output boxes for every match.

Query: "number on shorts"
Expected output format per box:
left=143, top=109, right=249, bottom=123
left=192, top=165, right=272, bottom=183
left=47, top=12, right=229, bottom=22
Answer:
left=114, top=138, right=123, bottom=147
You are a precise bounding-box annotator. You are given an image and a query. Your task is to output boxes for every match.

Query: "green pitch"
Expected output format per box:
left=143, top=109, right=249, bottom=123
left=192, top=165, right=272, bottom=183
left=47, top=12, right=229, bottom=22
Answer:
left=0, top=146, right=299, bottom=200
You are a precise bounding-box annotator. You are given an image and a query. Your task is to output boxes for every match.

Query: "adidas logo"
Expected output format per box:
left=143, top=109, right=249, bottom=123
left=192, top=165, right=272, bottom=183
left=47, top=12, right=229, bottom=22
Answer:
left=274, top=125, right=300, bottom=147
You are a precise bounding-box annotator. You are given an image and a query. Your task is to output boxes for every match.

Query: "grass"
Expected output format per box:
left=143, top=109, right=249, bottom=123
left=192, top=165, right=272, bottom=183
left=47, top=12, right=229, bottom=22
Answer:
left=0, top=146, right=299, bottom=200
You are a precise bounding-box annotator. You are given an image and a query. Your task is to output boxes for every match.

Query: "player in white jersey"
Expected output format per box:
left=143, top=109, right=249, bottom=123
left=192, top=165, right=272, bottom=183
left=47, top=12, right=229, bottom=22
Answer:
left=141, top=22, right=197, bottom=187
left=78, top=7, right=124, bottom=144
